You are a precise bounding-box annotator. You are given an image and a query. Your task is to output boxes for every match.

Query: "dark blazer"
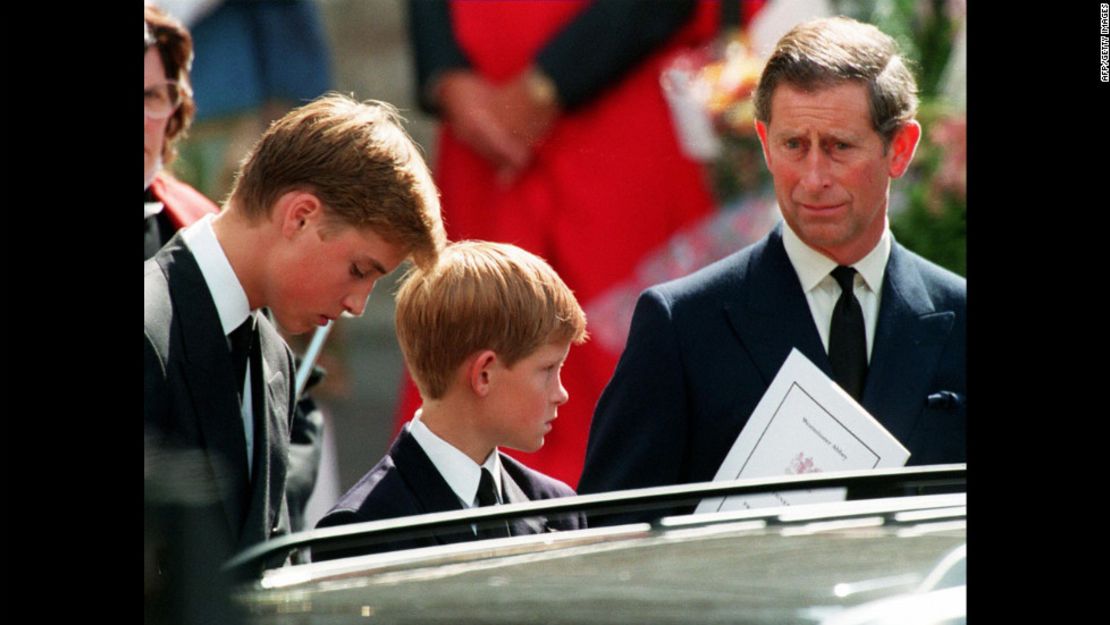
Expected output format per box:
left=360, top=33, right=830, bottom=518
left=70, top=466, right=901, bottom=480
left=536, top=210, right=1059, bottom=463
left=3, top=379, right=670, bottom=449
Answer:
left=314, top=425, right=587, bottom=560
left=144, top=175, right=324, bottom=534
left=144, top=235, right=296, bottom=564
left=578, top=224, right=966, bottom=500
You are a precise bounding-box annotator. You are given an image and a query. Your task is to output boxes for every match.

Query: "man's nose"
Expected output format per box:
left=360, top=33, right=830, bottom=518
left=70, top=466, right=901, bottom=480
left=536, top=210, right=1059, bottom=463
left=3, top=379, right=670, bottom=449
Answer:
left=800, top=148, right=833, bottom=191
left=342, top=281, right=376, bottom=317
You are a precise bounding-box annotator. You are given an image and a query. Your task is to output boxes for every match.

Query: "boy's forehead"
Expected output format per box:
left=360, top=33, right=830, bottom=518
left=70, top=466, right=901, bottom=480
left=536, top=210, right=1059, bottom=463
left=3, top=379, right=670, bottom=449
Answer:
left=538, top=340, right=573, bottom=358
left=326, top=223, right=408, bottom=273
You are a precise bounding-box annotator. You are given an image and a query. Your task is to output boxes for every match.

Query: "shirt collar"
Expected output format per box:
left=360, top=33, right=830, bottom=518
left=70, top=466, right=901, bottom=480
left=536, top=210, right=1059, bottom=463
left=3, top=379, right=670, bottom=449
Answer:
left=180, top=213, right=252, bottom=336
left=781, top=218, right=891, bottom=293
left=409, top=410, right=502, bottom=506
left=144, top=201, right=165, bottom=220
left=144, top=182, right=164, bottom=219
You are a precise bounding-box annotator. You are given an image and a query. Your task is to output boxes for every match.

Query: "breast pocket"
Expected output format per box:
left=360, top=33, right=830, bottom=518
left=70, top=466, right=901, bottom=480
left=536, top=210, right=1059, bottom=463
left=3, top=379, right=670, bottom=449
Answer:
left=910, top=392, right=966, bottom=464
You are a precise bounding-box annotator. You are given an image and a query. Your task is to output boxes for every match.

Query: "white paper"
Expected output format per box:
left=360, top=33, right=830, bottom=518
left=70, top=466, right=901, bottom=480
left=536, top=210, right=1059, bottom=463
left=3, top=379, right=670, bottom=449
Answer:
left=696, top=349, right=910, bottom=514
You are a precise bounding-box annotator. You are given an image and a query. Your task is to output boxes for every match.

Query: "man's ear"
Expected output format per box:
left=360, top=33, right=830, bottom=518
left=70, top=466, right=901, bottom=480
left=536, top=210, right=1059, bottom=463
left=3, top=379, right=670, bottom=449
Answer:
left=755, top=120, right=773, bottom=168
left=888, top=120, right=922, bottom=179
left=276, top=190, right=323, bottom=238
left=467, top=350, right=498, bottom=397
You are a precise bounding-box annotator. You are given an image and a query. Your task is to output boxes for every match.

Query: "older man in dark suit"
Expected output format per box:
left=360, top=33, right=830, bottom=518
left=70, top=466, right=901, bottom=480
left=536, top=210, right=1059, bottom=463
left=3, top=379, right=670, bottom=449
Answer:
left=578, top=17, right=965, bottom=509
left=144, top=94, right=445, bottom=571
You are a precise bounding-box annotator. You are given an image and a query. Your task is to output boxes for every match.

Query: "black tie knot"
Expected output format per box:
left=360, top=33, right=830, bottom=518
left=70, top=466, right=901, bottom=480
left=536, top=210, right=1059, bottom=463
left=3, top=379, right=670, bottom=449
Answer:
left=831, top=265, right=857, bottom=293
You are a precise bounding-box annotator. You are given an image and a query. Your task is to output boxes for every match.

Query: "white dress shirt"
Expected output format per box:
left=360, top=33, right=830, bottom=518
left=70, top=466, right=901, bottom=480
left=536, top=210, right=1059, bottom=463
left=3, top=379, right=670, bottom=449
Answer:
left=181, top=213, right=256, bottom=478
left=408, top=410, right=503, bottom=509
left=781, top=219, right=892, bottom=361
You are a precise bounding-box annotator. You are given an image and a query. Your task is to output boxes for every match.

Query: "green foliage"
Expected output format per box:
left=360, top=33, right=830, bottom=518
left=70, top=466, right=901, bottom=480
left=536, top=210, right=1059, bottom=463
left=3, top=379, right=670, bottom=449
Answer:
left=892, top=184, right=966, bottom=277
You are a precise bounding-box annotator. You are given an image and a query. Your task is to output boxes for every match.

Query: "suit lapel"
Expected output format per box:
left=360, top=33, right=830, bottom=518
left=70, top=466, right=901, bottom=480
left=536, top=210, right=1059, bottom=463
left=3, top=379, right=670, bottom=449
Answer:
left=499, top=458, right=546, bottom=536
left=391, top=429, right=475, bottom=546
left=259, top=331, right=290, bottom=539
left=240, top=326, right=290, bottom=549
left=724, top=226, right=833, bottom=386
left=158, top=240, right=251, bottom=540
left=862, top=243, right=955, bottom=446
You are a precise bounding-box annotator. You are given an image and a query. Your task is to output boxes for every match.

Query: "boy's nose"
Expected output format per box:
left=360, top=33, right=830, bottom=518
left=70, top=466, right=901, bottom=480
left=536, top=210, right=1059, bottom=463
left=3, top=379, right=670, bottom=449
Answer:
left=553, top=378, right=569, bottom=406
left=343, top=282, right=375, bottom=317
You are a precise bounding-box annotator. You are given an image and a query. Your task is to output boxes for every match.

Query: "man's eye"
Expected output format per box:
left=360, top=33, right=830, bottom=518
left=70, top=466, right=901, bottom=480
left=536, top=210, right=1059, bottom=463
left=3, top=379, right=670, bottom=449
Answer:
left=784, top=138, right=801, bottom=149
left=350, top=264, right=367, bottom=279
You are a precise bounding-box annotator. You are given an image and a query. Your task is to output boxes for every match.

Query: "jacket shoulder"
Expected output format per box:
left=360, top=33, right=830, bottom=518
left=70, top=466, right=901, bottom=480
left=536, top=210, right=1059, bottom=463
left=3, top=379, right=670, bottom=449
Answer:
left=500, top=454, right=576, bottom=499
left=318, top=455, right=416, bottom=527
left=896, top=244, right=966, bottom=308
left=649, top=234, right=768, bottom=309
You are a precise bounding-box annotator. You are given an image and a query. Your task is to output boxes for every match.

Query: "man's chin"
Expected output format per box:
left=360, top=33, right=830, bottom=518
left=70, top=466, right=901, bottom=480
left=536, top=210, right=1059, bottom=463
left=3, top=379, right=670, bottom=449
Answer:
left=271, top=315, right=311, bottom=336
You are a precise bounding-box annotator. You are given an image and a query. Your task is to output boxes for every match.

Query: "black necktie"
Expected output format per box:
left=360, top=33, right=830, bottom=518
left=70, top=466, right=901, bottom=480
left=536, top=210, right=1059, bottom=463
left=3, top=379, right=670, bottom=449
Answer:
left=828, top=266, right=867, bottom=401
left=229, top=315, right=256, bottom=401
left=476, top=468, right=511, bottom=539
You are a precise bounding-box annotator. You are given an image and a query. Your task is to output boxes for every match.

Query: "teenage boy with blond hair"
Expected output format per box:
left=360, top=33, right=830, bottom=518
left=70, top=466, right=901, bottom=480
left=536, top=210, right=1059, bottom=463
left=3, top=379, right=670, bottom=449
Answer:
left=315, top=241, right=588, bottom=559
left=145, top=93, right=446, bottom=567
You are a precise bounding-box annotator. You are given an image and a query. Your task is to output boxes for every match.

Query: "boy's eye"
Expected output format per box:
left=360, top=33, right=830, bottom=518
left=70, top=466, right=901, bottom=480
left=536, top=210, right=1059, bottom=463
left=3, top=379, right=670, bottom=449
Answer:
left=350, top=264, right=367, bottom=279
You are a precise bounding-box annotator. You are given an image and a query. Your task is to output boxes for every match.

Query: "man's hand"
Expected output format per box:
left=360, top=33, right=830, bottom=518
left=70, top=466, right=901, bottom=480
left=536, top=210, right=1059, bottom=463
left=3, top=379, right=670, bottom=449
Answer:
left=436, top=70, right=531, bottom=179
left=491, top=67, right=560, bottom=157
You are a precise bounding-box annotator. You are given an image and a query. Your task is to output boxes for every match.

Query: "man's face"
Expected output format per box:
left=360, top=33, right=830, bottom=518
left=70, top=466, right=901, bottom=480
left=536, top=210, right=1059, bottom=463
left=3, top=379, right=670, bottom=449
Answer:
left=481, top=341, right=571, bottom=453
left=756, top=82, right=919, bottom=264
left=144, top=47, right=171, bottom=186
left=267, top=217, right=408, bottom=335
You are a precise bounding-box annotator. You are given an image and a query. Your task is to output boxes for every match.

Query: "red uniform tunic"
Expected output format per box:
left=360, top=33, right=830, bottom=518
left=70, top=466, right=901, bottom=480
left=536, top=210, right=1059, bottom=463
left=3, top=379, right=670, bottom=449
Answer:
left=150, top=172, right=220, bottom=231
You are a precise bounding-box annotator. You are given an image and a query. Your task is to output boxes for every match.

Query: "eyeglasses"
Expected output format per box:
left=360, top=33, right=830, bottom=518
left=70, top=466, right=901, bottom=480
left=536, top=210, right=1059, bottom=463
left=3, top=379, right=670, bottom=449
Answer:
left=145, top=80, right=183, bottom=120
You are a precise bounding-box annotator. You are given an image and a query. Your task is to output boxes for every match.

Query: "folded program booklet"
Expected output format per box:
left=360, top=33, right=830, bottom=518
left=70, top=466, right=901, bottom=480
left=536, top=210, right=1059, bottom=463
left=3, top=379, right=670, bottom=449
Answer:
left=696, top=348, right=910, bottom=514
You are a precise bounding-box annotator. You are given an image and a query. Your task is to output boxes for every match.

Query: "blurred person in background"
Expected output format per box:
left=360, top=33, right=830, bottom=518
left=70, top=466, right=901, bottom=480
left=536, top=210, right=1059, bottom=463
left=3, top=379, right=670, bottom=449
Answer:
left=145, top=3, right=218, bottom=260
left=164, top=0, right=334, bottom=202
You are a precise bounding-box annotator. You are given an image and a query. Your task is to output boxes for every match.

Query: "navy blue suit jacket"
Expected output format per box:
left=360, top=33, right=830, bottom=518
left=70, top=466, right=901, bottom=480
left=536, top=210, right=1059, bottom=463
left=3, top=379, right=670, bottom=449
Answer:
left=578, top=225, right=966, bottom=501
left=314, top=425, right=587, bottom=560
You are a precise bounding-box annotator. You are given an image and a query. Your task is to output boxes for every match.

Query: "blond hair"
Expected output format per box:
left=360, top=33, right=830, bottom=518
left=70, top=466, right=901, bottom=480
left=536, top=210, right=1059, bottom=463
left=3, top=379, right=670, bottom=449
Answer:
left=396, top=241, right=588, bottom=399
left=228, top=93, right=446, bottom=269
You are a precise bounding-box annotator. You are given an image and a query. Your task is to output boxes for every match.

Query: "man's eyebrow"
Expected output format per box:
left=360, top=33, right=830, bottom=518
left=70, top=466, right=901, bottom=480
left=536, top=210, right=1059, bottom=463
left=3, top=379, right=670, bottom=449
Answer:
left=358, top=256, right=388, bottom=275
left=823, top=130, right=864, bottom=142
left=370, top=259, right=388, bottom=274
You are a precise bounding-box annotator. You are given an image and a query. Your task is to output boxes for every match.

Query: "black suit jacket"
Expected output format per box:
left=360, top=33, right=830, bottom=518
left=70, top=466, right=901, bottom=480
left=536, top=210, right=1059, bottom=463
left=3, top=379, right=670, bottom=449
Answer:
left=144, top=176, right=324, bottom=534
left=314, top=425, right=587, bottom=560
left=578, top=225, right=966, bottom=506
left=144, top=235, right=295, bottom=564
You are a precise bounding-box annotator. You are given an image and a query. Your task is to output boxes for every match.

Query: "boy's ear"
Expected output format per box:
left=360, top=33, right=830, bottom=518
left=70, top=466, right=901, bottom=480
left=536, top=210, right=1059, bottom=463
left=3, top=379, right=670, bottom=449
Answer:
left=467, top=350, right=498, bottom=397
left=276, top=190, right=323, bottom=238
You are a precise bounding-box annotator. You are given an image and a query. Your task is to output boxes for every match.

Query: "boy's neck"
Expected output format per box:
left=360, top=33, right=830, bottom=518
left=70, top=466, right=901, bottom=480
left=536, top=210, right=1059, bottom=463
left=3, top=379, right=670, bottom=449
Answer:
left=419, top=399, right=496, bottom=466
left=212, top=206, right=270, bottom=310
